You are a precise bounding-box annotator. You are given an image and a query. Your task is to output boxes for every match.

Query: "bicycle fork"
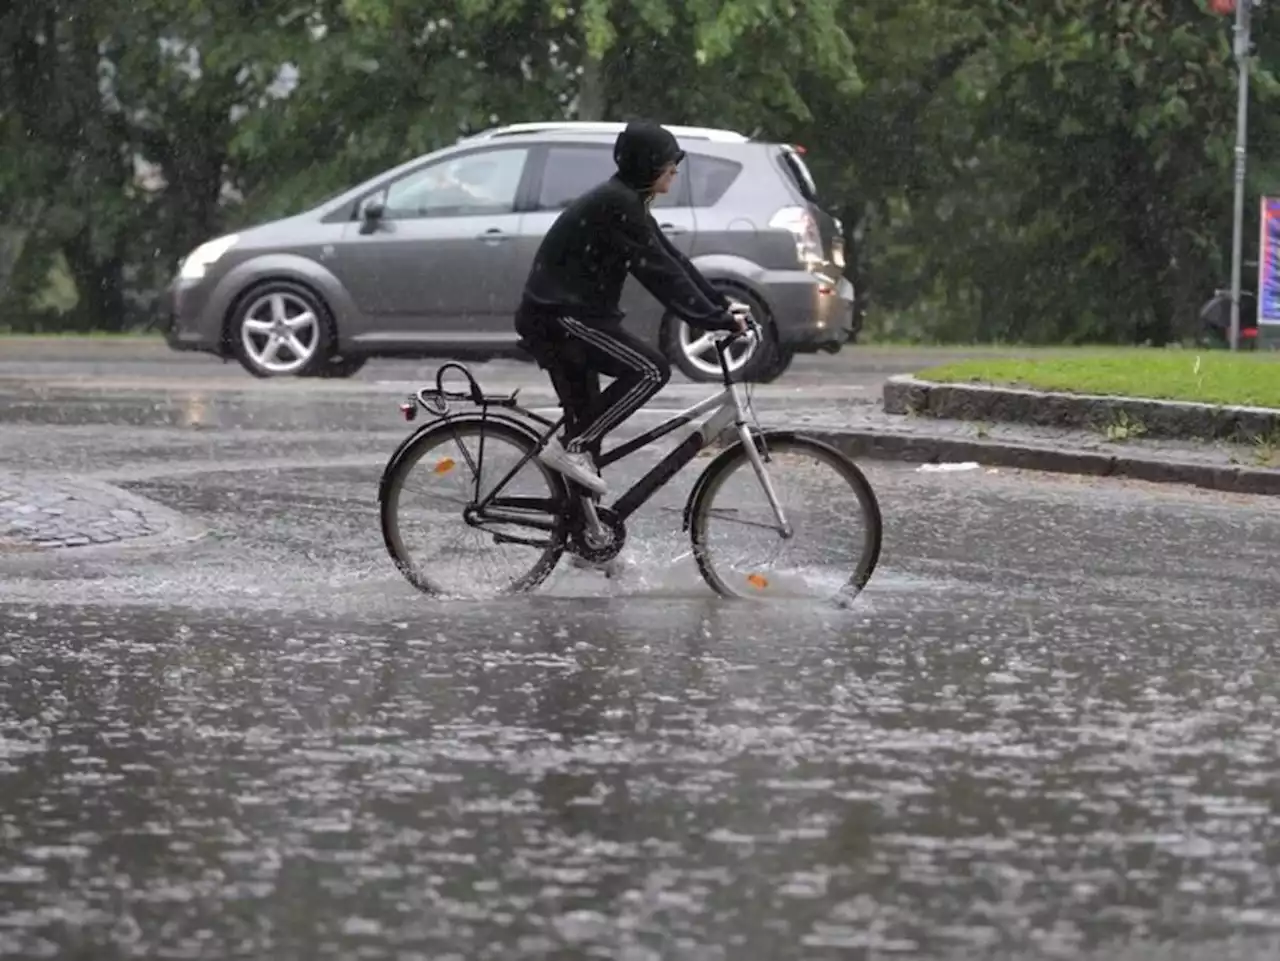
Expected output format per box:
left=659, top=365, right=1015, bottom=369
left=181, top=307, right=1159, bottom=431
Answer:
left=737, top=424, right=794, bottom=540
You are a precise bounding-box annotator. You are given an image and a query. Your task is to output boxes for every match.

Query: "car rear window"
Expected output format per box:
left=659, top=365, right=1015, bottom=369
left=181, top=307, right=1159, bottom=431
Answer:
left=779, top=148, right=819, bottom=203
left=688, top=156, right=742, bottom=207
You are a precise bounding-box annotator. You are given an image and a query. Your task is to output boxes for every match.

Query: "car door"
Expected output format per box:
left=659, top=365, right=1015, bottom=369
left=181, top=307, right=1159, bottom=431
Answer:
left=518, top=142, right=697, bottom=343
left=335, top=145, right=532, bottom=340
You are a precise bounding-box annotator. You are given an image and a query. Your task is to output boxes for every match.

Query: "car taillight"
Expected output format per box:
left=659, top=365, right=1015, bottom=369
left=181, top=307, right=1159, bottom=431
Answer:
left=769, top=206, right=824, bottom=267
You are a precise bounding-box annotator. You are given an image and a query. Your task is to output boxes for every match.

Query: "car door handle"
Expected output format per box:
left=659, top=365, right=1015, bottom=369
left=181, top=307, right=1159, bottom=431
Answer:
left=475, top=229, right=510, bottom=243
left=658, top=223, right=686, bottom=235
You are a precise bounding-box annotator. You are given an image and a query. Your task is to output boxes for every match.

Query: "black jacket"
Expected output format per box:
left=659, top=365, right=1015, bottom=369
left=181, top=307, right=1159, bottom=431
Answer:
left=518, top=122, right=734, bottom=331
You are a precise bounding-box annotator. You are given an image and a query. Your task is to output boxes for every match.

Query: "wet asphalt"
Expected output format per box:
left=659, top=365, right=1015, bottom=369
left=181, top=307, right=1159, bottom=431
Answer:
left=2, top=352, right=1280, bottom=960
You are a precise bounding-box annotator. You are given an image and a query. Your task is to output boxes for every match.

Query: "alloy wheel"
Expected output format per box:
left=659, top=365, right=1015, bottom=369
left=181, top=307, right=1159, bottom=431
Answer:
left=239, top=292, right=321, bottom=375
left=676, top=298, right=759, bottom=379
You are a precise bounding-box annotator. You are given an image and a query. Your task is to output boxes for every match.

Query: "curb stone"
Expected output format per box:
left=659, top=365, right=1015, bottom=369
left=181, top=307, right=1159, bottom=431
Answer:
left=802, top=430, right=1280, bottom=497
left=883, top=374, right=1280, bottom=444
left=709, top=423, right=1280, bottom=497
left=0, top=472, right=200, bottom=554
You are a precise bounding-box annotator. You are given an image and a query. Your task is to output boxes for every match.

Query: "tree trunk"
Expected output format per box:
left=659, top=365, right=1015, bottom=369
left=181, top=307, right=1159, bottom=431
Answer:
left=577, top=50, right=610, bottom=121
left=64, top=236, right=127, bottom=332
left=56, top=3, right=134, bottom=331
left=0, top=228, right=26, bottom=298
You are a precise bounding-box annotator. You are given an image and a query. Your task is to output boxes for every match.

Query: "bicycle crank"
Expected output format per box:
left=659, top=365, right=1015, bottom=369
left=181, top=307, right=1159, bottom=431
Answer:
left=570, top=502, right=627, bottom=563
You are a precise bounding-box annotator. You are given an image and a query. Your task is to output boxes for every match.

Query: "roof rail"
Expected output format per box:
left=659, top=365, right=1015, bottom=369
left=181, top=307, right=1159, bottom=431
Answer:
left=460, top=121, right=751, bottom=144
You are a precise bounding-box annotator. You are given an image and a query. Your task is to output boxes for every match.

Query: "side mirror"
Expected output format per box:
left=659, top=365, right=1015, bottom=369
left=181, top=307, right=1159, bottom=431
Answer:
left=358, top=199, right=386, bottom=235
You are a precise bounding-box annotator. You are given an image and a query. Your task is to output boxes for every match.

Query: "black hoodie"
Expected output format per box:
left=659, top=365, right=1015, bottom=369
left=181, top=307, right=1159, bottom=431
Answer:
left=518, top=121, right=733, bottom=330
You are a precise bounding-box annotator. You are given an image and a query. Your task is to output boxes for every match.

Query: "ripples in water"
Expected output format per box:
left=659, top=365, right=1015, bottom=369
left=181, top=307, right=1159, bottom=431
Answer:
left=2, top=601, right=1280, bottom=959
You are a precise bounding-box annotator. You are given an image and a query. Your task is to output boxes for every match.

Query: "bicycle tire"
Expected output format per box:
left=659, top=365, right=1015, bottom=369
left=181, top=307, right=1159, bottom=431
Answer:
left=688, top=431, right=882, bottom=601
left=379, top=416, right=570, bottom=597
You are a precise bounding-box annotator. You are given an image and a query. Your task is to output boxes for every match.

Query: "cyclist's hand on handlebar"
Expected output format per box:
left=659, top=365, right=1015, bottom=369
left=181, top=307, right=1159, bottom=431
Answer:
left=711, top=309, right=745, bottom=336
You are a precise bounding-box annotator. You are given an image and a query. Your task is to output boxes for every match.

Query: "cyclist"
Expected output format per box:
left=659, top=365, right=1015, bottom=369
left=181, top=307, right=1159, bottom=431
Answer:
left=515, top=120, right=748, bottom=497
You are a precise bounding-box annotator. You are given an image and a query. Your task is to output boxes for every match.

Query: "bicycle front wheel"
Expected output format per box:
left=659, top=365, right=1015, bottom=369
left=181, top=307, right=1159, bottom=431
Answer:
left=689, top=432, right=882, bottom=602
left=380, top=418, right=569, bottom=597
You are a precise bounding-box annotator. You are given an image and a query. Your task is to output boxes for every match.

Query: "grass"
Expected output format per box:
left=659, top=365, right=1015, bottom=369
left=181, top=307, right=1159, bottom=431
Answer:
left=917, top=350, right=1280, bottom=409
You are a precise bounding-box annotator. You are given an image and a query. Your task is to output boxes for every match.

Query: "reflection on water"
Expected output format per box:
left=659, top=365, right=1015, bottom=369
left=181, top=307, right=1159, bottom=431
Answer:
left=180, top=393, right=208, bottom=429
left=2, top=601, right=1280, bottom=960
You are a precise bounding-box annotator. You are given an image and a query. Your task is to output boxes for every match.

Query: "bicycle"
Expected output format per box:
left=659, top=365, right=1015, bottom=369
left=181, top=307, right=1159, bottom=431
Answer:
left=378, top=320, right=883, bottom=601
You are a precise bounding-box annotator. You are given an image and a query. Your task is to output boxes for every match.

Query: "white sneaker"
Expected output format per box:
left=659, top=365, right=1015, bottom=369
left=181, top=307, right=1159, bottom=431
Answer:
left=539, top=437, right=607, bottom=495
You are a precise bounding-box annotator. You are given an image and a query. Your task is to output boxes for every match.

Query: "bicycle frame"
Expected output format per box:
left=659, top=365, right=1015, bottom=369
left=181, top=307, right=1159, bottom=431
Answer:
left=464, top=379, right=738, bottom=524
left=470, top=362, right=789, bottom=544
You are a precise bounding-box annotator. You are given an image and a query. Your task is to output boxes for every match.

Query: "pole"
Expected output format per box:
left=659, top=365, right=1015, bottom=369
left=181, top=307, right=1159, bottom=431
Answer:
left=1229, top=0, right=1253, bottom=351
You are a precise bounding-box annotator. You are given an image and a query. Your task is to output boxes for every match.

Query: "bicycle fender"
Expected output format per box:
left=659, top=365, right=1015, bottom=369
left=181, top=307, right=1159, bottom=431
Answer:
left=379, top=423, right=441, bottom=505
left=377, top=410, right=549, bottom=505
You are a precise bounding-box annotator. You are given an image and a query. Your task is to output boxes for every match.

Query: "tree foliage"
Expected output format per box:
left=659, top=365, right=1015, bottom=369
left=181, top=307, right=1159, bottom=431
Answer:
left=1, top=0, right=1277, bottom=342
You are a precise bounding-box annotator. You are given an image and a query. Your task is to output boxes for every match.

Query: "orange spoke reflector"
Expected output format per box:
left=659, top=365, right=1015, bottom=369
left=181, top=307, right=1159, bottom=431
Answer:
left=433, top=457, right=456, bottom=474
left=747, top=573, right=769, bottom=590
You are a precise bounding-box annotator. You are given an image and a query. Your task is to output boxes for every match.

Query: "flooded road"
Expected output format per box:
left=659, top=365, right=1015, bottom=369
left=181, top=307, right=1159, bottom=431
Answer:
left=2, top=366, right=1280, bottom=959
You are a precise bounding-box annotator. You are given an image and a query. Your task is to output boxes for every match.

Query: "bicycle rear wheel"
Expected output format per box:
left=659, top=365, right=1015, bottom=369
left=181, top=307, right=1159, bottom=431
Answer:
left=688, top=432, right=882, bottom=602
left=380, top=418, right=569, bottom=597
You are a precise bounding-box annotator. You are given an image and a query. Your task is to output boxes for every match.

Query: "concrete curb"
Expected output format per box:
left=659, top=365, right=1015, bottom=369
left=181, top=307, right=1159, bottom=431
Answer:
left=883, top=374, right=1280, bottom=444
left=804, top=429, right=1280, bottom=497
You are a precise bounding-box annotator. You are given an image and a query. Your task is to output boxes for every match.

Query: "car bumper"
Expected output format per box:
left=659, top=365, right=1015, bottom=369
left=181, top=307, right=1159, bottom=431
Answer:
left=162, top=278, right=224, bottom=354
left=761, top=272, right=856, bottom=350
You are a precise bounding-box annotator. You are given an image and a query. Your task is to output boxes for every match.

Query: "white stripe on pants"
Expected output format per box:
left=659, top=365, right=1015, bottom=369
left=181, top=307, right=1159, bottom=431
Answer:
left=556, top=315, right=666, bottom=450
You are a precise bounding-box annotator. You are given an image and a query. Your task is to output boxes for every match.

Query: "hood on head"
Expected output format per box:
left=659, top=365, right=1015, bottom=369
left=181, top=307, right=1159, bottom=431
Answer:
left=613, top=121, right=685, bottom=191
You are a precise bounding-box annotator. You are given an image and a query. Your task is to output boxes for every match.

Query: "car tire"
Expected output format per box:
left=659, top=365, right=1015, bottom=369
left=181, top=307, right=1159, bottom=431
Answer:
left=662, top=287, right=775, bottom=384
left=754, top=344, right=795, bottom=383
left=229, top=280, right=334, bottom=379
left=300, top=355, right=368, bottom=379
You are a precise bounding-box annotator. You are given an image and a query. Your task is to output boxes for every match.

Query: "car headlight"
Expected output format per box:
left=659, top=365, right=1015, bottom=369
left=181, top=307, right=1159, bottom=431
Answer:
left=178, top=234, right=240, bottom=281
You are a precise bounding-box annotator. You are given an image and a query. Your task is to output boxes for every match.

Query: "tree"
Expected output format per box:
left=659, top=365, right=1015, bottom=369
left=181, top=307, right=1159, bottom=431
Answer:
left=5, top=0, right=1280, bottom=344
left=0, top=0, right=334, bottom=328
left=856, top=0, right=1280, bottom=344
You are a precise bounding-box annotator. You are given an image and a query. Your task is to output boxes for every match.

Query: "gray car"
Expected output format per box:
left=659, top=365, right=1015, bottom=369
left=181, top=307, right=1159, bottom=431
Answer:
left=163, top=121, right=857, bottom=383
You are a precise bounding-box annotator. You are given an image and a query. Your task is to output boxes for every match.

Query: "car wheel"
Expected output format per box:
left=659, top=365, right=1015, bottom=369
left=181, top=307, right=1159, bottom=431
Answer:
left=662, top=289, right=771, bottom=384
left=230, top=281, right=333, bottom=378
left=300, top=355, right=367, bottom=379
left=754, top=344, right=795, bottom=383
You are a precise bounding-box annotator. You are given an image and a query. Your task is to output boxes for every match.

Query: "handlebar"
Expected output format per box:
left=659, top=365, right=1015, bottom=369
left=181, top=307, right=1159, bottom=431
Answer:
left=712, top=316, right=762, bottom=351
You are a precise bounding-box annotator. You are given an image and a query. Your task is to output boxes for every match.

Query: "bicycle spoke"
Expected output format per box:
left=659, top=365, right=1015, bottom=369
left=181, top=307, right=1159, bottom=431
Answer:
left=397, top=485, right=470, bottom=508
left=382, top=421, right=567, bottom=596
left=690, top=438, right=881, bottom=601
left=698, top=507, right=787, bottom=534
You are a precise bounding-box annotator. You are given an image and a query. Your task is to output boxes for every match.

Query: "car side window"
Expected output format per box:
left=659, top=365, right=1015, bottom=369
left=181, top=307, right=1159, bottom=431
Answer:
left=537, top=144, right=686, bottom=210
left=537, top=146, right=613, bottom=210
left=380, top=148, right=529, bottom=220
left=688, top=156, right=742, bottom=207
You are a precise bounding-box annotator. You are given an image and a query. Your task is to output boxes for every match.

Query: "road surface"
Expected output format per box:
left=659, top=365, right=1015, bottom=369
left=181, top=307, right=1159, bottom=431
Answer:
left=2, top=355, right=1279, bottom=960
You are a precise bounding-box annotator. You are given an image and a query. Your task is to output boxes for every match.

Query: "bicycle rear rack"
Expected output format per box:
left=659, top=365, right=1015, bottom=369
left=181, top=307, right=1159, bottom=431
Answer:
left=398, top=362, right=522, bottom=422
